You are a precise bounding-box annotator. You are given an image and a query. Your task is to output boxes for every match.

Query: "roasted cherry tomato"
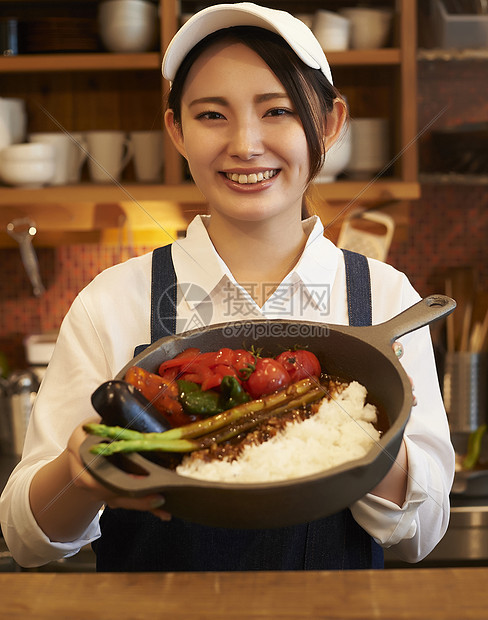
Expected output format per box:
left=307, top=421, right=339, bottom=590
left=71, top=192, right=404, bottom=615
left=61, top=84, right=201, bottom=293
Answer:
left=232, top=349, right=256, bottom=379
left=275, top=350, right=321, bottom=382
left=244, top=358, right=291, bottom=400
left=125, top=366, right=194, bottom=427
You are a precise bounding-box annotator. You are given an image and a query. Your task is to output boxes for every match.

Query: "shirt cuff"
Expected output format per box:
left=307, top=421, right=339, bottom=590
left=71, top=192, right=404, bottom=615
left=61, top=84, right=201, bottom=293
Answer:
left=350, top=436, right=429, bottom=548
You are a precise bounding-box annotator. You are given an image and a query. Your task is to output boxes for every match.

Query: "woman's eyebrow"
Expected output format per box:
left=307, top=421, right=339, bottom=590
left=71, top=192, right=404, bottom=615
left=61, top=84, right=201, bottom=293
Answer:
left=188, top=93, right=289, bottom=107
left=189, top=96, right=227, bottom=108
left=255, top=92, right=289, bottom=103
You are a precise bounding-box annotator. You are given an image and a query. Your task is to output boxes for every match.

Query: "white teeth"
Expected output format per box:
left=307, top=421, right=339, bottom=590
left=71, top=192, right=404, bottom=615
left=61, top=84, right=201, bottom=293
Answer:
left=226, top=170, right=276, bottom=184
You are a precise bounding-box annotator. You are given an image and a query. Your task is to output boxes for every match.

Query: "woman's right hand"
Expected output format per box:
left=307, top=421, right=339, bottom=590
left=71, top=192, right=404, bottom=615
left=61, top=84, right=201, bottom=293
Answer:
left=66, top=419, right=171, bottom=521
left=30, top=419, right=170, bottom=544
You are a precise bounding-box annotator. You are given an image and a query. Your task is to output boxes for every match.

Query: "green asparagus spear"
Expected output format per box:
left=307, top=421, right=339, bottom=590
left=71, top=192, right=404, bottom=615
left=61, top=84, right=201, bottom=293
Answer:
left=83, top=424, right=159, bottom=441
left=157, top=377, right=318, bottom=441
left=90, top=437, right=198, bottom=455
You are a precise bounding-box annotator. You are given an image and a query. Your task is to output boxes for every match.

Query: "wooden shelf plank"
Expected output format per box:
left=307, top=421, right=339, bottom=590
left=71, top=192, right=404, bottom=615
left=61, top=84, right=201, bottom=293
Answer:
left=328, top=49, right=401, bottom=66
left=0, top=180, right=420, bottom=207
left=0, top=50, right=400, bottom=74
left=420, top=173, right=488, bottom=185
left=313, top=180, right=420, bottom=202
left=0, top=53, right=161, bottom=73
left=418, top=48, right=488, bottom=61
left=0, top=183, right=205, bottom=205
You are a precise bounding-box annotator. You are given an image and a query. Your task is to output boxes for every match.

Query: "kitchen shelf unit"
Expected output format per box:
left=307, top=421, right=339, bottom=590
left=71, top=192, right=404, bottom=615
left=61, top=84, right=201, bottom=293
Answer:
left=416, top=45, right=488, bottom=187
left=0, top=0, right=419, bottom=245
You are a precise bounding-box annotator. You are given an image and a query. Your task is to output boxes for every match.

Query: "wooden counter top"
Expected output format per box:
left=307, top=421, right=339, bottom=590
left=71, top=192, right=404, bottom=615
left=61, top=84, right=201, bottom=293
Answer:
left=1, top=568, right=486, bottom=619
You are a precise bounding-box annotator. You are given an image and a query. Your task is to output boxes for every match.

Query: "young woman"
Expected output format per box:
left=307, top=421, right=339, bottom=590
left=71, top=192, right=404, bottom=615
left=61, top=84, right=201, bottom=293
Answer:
left=0, top=3, right=454, bottom=571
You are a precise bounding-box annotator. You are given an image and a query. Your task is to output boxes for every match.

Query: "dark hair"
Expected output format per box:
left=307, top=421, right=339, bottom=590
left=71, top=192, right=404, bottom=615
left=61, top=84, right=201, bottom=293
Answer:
left=167, top=26, right=344, bottom=216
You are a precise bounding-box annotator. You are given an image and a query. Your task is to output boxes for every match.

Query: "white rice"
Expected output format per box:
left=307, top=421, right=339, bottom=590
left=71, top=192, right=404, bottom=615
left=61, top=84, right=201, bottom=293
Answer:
left=176, top=381, right=380, bottom=483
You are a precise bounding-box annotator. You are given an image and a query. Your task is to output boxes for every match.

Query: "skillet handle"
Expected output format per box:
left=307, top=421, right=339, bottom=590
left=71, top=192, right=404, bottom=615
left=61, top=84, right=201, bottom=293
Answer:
left=374, top=294, right=456, bottom=343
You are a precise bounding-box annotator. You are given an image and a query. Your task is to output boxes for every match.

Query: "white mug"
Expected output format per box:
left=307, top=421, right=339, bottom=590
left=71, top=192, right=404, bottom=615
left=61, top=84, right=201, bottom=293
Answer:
left=29, top=132, right=74, bottom=185
left=0, top=97, right=27, bottom=149
left=346, top=118, right=390, bottom=179
left=338, top=8, right=393, bottom=50
left=1, top=98, right=26, bottom=143
left=312, top=10, right=350, bottom=51
left=0, top=99, right=10, bottom=150
left=66, top=132, right=88, bottom=183
left=130, top=130, right=164, bottom=182
left=85, top=130, right=133, bottom=183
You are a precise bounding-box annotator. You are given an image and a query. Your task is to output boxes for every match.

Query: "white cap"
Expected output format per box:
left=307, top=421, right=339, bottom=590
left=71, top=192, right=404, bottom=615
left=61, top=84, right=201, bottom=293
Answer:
left=162, top=2, right=333, bottom=84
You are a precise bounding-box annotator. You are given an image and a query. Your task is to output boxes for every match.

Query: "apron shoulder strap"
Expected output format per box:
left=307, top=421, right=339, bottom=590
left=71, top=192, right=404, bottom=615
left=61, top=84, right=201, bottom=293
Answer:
left=133, top=244, right=176, bottom=357
left=151, top=244, right=177, bottom=342
left=342, top=249, right=372, bottom=327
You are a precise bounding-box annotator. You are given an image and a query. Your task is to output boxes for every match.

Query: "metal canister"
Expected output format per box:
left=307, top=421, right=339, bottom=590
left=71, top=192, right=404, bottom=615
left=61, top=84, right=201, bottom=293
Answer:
left=0, top=377, right=13, bottom=455
left=8, top=370, right=39, bottom=456
left=444, top=352, right=488, bottom=433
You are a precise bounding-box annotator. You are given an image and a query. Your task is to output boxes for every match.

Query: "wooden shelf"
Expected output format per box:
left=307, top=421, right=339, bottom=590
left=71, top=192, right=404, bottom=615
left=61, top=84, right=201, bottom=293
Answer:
left=0, top=180, right=420, bottom=206
left=0, top=53, right=161, bottom=73
left=0, top=183, right=204, bottom=205
left=328, top=49, right=401, bottom=66
left=418, top=48, right=488, bottom=61
left=0, top=0, right=419, bottom=241
left=0, top=50, right=400, bottom=74
left=420, top=173, right=488, bottom=185
left=314, top=180, right=420, bottom=202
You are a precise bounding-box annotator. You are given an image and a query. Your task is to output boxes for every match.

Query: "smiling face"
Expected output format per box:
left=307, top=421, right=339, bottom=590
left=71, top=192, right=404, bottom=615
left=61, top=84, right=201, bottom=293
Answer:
left=165, top=40, right=311, bottom=224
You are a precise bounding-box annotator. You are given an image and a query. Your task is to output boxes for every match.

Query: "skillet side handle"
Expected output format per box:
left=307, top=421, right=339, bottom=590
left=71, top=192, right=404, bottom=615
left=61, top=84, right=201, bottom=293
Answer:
left=378, top=295, right=456, bottom=343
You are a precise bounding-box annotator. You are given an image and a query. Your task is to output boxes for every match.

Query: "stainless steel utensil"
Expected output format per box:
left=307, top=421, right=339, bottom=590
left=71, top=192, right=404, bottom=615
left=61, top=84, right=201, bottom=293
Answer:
left=6, top=218, right=45, bottom=297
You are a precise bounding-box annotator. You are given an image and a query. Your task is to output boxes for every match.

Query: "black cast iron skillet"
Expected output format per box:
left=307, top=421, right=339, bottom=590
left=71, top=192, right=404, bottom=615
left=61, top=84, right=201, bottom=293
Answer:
left=80, top=294, right=456, bottom=529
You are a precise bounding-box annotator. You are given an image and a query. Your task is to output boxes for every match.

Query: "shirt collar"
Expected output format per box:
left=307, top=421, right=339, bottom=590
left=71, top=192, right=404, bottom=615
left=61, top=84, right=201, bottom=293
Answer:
left=290, top=215, right=340, bottom=303
left=172, top=214, right=341, bottom=312
left=172, top=215, right=232, bottom=310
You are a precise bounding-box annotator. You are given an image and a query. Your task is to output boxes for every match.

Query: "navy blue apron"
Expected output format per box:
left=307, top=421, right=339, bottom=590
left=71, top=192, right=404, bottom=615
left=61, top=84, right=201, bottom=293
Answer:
left=93, top=245, right=384, bottom=571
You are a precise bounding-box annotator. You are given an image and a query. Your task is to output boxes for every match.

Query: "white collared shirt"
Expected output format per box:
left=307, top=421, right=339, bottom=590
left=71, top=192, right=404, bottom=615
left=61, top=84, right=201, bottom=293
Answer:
left=0, top=215, right=454, bottom=567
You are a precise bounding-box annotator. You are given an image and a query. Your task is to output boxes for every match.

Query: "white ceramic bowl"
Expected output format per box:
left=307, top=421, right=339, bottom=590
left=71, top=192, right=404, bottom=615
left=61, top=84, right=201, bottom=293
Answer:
left=98, top=0, right=158, bottom=52
left=98, top=0, right=156, bottom=15
left=338, top=8, right=393, bottom=49
left=312, top=10, right=350, bottom=51
left=346, top=118, right=390, bottom=179
left=98, top=0, right=157, bottom=25
left=0, top=143, right=56, bottom=187
left=99, top=19, right=157, bottom=52
left=315, top=123, right=352, bottom=183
